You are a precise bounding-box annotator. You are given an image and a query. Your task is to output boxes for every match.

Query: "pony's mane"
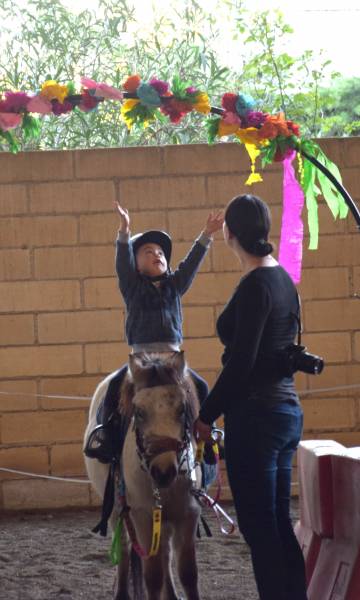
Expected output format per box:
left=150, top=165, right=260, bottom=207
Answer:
left=119, top=356, right=199, bottom=422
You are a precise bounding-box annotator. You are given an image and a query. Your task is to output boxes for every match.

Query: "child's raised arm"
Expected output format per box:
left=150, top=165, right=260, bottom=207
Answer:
left=114, top=202, right=138, bottom=299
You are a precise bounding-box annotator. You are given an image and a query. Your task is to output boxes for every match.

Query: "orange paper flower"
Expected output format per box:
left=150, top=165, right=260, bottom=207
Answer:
left=258, top=113, right=292, bottom=140
left=123, top=75, right=141, bottom=92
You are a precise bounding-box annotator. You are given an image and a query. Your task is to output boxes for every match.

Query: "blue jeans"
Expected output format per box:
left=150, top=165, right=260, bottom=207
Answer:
left=224, top=401, right=307, bottom=600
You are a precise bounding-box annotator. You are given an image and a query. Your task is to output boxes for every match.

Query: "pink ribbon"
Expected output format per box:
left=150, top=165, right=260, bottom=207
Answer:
left=278, top=150, right=305, bottom=284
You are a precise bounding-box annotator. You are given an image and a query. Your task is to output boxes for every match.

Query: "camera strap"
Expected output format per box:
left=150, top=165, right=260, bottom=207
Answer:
left=295, top=292, right=303, bottom=346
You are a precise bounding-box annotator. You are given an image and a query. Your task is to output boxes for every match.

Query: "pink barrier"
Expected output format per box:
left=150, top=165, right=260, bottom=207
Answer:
left=307, top=449, right=360, bottom=600
left=295, top=440, right=346, bottom=584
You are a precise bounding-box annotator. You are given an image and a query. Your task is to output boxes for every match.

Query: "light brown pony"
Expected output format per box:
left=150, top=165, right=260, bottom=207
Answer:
left=84, top=352, right=202, bottom=600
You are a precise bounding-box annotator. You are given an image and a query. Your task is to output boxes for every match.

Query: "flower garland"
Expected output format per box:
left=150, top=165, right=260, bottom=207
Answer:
left=0, top=74, right=351, bottom=283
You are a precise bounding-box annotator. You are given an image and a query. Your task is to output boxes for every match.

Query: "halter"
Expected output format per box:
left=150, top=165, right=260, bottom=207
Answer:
left=132, top=389, right=193, bottom=479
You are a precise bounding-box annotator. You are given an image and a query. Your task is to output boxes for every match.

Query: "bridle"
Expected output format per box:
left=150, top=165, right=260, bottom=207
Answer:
left=132, top=386, right=195, bottom=480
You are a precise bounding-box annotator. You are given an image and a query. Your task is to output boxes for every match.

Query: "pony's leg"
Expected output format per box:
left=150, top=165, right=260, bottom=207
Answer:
left=161, top=528, right=178, bottom=600
left=143, top=553, right=164, bottom=600
left=173, top=515, right=200, bottom=600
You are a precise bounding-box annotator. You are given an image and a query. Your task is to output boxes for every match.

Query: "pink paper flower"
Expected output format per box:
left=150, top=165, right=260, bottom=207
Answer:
left=243, top=110, right=268, bottom=128
left=80, top=76, right=123, bottom=101
left=79, top=90, right=101, bottom=112
left=185, top=86, right=198, bottom=94
left=27, top=95, right=52, bottom=114
left=0, top=112, right=23, bottom=131
left=149, top=78, right=169, bottom=96
left=222, top=111, right=241, bottom=125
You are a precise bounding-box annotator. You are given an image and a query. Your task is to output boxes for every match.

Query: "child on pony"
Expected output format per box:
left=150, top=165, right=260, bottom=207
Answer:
left=85, top=201, right=223, bottom=464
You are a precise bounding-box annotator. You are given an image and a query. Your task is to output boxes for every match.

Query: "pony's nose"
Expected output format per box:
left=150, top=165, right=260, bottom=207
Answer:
left=150, top=463, right=177, bottom=487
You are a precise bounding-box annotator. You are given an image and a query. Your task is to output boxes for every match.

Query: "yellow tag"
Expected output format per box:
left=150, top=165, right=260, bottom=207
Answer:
left=149, top=508, right=162, bottom=557
left=195, top=441, right=205, bottom=463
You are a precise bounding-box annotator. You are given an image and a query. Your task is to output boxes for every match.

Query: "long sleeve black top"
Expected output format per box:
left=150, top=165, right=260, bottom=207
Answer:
left=199, top=265, right=299, bottom=424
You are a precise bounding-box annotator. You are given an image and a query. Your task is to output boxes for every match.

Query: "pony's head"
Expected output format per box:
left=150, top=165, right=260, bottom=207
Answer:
left=128, top=351, right=198, bottom=488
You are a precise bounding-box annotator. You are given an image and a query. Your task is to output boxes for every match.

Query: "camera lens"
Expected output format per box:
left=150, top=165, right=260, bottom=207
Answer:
left=297, top=351, right=324, bottom=375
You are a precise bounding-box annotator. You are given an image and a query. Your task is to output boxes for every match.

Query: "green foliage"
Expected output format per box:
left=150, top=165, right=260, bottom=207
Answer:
left=0, top=0, right=353, bottom=152
left=236, top=11, right=336, bottom=137
left=319, top=77, right=360, bottom=137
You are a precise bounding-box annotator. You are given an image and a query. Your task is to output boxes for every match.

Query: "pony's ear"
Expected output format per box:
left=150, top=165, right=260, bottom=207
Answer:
left=167, top=351, right=186, bottom=377
left=128, top=353, right=145, bottom=380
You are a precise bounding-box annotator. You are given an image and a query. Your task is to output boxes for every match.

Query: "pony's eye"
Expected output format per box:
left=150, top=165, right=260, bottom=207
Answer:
left=135, top=408, right=146, bottom=421
left=177, top=404, right=185, bottom=417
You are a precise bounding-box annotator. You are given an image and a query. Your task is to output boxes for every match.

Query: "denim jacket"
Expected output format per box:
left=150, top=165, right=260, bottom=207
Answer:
left=116, top=232, right=211, bottom=346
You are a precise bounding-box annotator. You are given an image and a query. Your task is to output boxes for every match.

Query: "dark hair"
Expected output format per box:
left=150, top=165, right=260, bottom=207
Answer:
left=225, top=194, right=273, bottom=257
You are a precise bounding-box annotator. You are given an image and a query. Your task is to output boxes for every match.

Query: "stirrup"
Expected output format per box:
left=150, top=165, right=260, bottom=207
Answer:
left=84, top=423, right=115, bottom=464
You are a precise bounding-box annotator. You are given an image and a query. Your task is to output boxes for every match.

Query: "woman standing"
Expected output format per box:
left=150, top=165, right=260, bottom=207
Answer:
left=194, top=194, right=308, bottom=600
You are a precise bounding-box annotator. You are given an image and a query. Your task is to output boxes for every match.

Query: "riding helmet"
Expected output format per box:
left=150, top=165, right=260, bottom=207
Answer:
left=131, top=230, right=172, bottom=264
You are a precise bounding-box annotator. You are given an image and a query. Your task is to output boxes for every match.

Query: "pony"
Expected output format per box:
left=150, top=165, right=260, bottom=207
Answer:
left=84, top=351, right=203, bottom=600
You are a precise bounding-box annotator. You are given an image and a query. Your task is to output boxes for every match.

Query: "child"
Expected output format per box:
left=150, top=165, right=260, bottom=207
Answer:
left=85, top=201, right=223, bottom=463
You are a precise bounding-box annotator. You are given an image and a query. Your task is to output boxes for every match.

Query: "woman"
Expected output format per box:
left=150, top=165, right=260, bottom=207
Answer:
left=194, top=194, right=308, bottom=600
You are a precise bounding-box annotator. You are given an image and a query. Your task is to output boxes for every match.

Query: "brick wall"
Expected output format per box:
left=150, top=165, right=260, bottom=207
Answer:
left=0, top=139, right=359, bottom=510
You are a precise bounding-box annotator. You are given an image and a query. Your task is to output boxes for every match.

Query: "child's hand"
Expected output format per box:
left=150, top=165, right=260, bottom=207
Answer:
left=114, top=202, right=130, bottom=234
left=204, top=210, right=224, bottom=237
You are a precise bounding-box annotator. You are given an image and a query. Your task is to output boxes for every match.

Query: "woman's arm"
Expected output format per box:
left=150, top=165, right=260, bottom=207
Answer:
left=199, top=278, right=271, bottom=424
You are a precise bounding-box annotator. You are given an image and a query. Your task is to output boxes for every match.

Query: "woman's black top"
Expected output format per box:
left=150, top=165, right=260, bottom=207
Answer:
left=199, top=265, right=300, bottom=424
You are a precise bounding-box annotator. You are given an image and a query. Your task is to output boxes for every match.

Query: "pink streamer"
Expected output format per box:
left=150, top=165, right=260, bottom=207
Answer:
left=278, top=150, right=305, bottom=284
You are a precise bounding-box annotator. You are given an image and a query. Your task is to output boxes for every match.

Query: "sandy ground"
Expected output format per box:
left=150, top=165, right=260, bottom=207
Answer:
left=0, top=501, right=299, bottom=600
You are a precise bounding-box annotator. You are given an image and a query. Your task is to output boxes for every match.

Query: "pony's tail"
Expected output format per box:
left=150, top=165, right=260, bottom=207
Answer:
left=130, top=547, right=144, bottom=600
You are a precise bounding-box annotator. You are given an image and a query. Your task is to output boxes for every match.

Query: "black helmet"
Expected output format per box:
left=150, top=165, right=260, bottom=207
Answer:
left=131, top=230, right=172, bottom=263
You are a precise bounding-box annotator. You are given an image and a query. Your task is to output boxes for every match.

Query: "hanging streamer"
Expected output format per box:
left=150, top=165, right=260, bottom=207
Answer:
left=278, top=150, right=305, bottom=283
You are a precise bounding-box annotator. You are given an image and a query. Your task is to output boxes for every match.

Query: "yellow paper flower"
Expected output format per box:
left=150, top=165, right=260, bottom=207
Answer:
left=235, top=127, right=261, bottom=146
left=193, top=92, right=210, bottom=114
left=120, top=98, right=140, bottom=129
left=40, top=80, right=69, bottom=104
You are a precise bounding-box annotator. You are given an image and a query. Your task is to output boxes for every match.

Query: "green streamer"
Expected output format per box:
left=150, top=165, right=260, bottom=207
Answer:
left=302, top=158, right=320, bottom=250
left=22, top=114, right=41, bottom=142
left=317, top=151, right=349, bottom=219
left=0, top=129, right=19, bottom=153
left=109, top=517, right=123, bottom=566
left=206, top=116, right=221, bottom=144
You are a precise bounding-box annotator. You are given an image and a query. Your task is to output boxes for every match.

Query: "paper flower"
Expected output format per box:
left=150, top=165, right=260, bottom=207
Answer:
left=80, top=76, right=123, bottom=101
left=123, top=74, right=141, bottom=92
left=221, top=93, right=238, bottom=113
left=40, top=80, right=69, bottom=104
left=257, top=113, right=291, bottom=140
left=160, top=98, right=193, bottom=123
left=27, top=95, right=52, bottom=114
left=192, top=92, right=210, bottom=114
left=243, top=111, right=267, bottom=128
left=0, top=112, right=23, bottom=131
left=235, top=93, right=256, bottom=116
left=137, top=82, right=162, bottom=107
left=51, top=99, right=73, bottom=115
left=0, top=91, right=30, bottom=113
left=218, top=120, right=240, bottom=137
left=222, top=111, right=241, bottom=126
left=149, top=78, right=169, bottom=96
left=79, top=90, right=101, bottom=112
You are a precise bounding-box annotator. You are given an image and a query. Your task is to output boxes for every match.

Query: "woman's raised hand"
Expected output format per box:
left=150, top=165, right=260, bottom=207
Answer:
left=114, top=201, right=130, bottom=234
left=204, top=210, right=224, bottom=237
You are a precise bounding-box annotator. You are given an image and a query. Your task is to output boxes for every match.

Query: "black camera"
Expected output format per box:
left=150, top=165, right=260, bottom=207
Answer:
left=281, top=343, right=324, bottom=376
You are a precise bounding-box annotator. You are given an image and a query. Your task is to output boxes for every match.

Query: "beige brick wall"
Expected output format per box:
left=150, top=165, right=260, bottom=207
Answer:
left=0, top=139, right=359, bottom=509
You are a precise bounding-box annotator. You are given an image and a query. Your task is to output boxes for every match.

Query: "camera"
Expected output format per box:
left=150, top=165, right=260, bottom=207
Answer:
left=280, top=343, right=324, bottom=376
